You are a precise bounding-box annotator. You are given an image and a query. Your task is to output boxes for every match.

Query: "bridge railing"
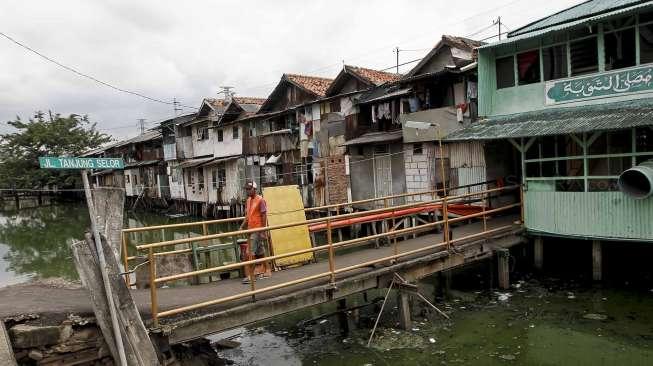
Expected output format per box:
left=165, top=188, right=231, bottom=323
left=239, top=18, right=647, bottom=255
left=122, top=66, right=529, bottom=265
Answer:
left=120, top=180, right=501, bottom=279
left=129, top=184, right=523, bottom=326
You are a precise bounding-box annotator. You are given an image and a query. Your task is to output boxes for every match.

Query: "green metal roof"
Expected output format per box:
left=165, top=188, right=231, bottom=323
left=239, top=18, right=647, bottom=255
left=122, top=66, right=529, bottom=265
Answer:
left=510, top=0, right=648, bottom=37
left=480, top=1, right=653, bottom=49
left=444, top=98, right=653, bottom=141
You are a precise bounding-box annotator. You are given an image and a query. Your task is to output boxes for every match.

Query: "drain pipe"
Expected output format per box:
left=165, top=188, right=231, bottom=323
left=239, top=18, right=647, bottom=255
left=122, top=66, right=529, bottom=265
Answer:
left=618, top=159, right=653, bottom=199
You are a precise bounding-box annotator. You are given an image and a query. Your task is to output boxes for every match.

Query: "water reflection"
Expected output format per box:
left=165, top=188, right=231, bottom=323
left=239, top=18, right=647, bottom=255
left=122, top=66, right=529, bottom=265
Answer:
left=0, top=203, right=236, bottom=287
left=0, top=203, right=89, bottom=283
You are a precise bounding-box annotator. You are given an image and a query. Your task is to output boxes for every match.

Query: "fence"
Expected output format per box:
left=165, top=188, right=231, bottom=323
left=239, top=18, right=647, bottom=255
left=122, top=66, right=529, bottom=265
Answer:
left=122, top=183, right=522, bottom=326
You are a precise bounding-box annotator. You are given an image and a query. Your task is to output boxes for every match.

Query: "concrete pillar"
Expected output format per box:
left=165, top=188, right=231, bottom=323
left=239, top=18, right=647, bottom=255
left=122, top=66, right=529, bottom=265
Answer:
left=397, top=291, right=412, bottom=330
left=534, top=236, right=544, bottom=270
left=592, top=240, right=602, bottom=281
left=497, top=249, right=510, bottom=290
left=336, top=298, right=349, bottom=335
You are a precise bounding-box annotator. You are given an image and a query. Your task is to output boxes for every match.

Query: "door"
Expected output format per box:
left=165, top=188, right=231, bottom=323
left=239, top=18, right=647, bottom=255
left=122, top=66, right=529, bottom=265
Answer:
left=373, top=145, right=392, bottom=207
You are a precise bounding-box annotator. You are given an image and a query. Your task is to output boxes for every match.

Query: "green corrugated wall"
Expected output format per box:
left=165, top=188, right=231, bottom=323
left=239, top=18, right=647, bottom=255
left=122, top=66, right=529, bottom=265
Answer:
left=524, top=191, right=653, bottom=240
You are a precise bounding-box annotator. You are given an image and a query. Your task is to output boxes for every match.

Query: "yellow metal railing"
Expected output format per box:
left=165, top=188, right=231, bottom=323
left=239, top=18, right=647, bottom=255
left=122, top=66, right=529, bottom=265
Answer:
left=125, top=184, right=522, bottom=326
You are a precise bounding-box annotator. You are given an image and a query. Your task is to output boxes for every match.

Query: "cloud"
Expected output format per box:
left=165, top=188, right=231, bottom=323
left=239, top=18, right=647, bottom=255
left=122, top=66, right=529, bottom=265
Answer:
left=0, top=0, right=583, bottom=139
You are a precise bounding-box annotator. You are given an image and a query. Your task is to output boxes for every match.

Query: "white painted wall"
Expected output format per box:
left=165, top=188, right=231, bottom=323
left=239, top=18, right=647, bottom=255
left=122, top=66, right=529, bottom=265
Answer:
left=191, top=124, right=213, bottom=157
left=213, top=125, right=242, bottom=158
left=167, top=161, right=185, bottom=199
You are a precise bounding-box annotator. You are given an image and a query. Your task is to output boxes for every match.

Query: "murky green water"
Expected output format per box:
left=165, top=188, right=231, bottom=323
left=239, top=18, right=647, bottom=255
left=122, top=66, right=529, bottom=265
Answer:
left=0, top=202, right=236, bottom=287
left=211, top=278, right=653, bottom=366
left=2, top=203, right=653, bottom=365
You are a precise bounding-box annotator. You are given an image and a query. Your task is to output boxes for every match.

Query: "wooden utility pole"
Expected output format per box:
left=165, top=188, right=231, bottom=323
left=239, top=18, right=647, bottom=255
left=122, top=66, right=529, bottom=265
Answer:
left=81, top=171, right=128, bottom=366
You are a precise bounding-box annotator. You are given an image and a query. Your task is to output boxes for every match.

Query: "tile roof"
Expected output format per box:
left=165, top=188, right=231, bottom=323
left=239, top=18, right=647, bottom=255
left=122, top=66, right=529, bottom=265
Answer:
left=233, top=97, right=266, bottom=105
left=346, top=65, right=401, bottom=86
left=285, top=74, right=333, bottom=97
left=445, top=98, right=653, bottom=141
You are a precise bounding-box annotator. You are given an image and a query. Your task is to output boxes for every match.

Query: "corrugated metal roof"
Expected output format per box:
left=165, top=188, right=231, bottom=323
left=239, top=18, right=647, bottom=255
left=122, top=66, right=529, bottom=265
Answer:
left=510, top=0, right=647, bottom=37
left=481, top=1, right=653, bottom=49
left=178, top=156, right=214, bottom=169
left=341, top=130, right=403, bottom=146
left=124, top=160, right=160, bottom=168
left=200, top=155, right=239, bottom=167
left=113, top=130, right=162, bottom=148
left=359, top=87, right=412, bottom=104
left=445, top=98, right=653, bottom=141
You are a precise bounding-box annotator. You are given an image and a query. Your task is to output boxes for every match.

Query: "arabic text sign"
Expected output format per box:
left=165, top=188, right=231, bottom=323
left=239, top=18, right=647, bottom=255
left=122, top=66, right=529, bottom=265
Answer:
left=545, top=66, right=653, bottom=104
left=39, top=157, right=124, bottom=170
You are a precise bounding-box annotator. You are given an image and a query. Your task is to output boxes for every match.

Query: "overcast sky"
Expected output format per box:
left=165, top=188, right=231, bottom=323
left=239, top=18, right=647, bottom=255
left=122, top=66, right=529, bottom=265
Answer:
left=0, top=0, right=582, bottom=139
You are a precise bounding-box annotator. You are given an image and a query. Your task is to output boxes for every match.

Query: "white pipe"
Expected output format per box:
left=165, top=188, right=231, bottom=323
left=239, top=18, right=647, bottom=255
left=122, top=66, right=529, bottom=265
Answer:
left=81, top=171, right=128, bottom=366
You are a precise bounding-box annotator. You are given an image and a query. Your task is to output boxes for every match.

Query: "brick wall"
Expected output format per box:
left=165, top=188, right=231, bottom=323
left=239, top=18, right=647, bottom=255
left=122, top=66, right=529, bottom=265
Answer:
left=325, top=156, right=349, bottom=204
left=404, top=142, right=437, bottom=203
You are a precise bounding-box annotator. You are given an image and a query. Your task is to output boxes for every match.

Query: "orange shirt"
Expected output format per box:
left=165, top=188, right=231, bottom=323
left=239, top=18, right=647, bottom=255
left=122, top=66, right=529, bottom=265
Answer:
left=245, top=194, right=267, bottom=229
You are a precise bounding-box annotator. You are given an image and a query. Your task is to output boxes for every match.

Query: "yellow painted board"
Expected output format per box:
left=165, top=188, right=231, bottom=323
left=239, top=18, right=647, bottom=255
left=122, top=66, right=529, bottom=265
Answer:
left=262, top=185, right=314, bottom=267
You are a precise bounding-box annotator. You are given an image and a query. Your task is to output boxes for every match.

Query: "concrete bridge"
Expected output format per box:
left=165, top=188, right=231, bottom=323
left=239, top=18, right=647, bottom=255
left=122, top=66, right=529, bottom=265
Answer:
left=1, top=184, right=524, bottom=364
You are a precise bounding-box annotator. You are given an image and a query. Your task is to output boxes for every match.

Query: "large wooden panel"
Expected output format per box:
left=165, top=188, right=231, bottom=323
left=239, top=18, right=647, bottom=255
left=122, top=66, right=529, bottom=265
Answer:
left=263, top=185, right=314, bottom=266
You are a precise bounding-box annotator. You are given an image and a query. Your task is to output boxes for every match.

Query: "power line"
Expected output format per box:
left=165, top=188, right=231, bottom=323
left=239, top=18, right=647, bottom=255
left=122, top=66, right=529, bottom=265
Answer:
left=0, top=31, right=198, bottom=110
left=239, top=0, right=523, bottom=94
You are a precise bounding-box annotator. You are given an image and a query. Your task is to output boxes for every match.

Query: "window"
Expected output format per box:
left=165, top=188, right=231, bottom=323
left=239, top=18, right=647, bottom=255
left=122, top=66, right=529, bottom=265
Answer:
left=570, top=37, right=598, bottom=76
left=357, top=146, right=364, bottom=156
left=211, top=169, right=217, bottom=189
left=125, top=175, right=130, bottom=184
left=218, top=167, right=226, bottom=186
left=605, top=28, right=636, bottom=71
left=495, top=56, right=515, bottom=89
left=198, top=170, right=204, bottom=192
left=232, top=126, right=239, bottom=139
left=217, top=129, right=224, bottom=142
left=542, top=45, right=568, bottom=80
left=329, top=100, right=341, bottom=113
left=517, top=50, right=541, bottom=85
left=374, top=145, right=389, bottom=155
left=413, top=143, right=423, bottom=155
left=249, top=127, right=255, bottom=137
left=197, top=126, right=209, bottom=140
left=640, top=23, right=653, bottom=64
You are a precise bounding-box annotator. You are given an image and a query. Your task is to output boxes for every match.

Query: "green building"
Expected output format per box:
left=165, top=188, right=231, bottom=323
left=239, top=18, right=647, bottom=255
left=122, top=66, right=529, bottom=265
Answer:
left=447, top=0, right=653, bottom=275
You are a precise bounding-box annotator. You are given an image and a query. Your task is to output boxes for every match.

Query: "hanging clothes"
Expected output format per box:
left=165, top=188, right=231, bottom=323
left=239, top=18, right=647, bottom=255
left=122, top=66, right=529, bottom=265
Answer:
left=372, top=104, right=377, bottom=123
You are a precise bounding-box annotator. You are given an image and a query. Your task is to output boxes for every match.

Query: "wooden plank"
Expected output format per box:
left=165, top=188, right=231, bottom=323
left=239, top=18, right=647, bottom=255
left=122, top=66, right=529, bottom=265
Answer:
left=70, top=239, right=120, bottom=363
left=73, top=234, right=161, bottom=365
left=0, top=321, right=17, bottom=366
left=92, top=187, right=125, bottom=264
left=92, top=233, right=161, bottom=365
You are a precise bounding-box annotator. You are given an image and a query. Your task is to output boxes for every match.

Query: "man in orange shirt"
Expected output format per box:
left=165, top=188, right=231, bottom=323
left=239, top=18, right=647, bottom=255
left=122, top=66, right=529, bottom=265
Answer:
left=240, top=181, right=271, bottom=284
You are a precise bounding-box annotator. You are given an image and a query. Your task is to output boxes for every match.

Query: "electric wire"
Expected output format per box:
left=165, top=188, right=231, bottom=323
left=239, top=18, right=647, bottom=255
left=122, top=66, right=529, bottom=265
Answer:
left=0, top=31, right=198, bottom=110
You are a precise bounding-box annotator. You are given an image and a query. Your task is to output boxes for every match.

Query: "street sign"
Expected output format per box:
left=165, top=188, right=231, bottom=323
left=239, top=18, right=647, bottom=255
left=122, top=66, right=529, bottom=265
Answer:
left=39, top=157, right=124, bottom=170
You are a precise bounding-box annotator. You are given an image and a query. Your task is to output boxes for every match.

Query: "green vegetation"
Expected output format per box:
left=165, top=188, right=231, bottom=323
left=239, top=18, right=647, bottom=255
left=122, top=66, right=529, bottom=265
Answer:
left=0, top=111, right=111, bottom=190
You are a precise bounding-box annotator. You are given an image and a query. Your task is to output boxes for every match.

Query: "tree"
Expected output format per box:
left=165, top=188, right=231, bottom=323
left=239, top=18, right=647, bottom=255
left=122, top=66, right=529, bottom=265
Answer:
left=0, top=111, right=111, bottom=190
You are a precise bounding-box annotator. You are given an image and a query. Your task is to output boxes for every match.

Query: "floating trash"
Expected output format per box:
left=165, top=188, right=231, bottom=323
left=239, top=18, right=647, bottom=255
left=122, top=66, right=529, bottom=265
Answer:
left=499, top=354, right=516, bottom=360
left=429, top=338, right=436, bottom=343
left=583, top=313, right=608, bottom=321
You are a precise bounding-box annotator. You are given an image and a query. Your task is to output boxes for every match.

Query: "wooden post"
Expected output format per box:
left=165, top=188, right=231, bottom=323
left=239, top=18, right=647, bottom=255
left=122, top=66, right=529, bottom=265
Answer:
left=497, top=249, right=510, bottom=290
left=519, top=184, right=525, bottom=224
left=72, top=236, right=161, bottom=365
left=0, top=321, right=17, bottom=366
left=592, top=240, right=602, bottom=281
left=327, top=218, right=335, bottom=285
left=81, top=171, right=128, bottom=366
left=121, top=232, right=130, bottom=286
left=534, top=236, right=544, bottom=270
left=442, top=196, right=450, bottom=249
left=397, top=291, right=411, bottom=330
left=148, top=248, right=159, bottom=328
